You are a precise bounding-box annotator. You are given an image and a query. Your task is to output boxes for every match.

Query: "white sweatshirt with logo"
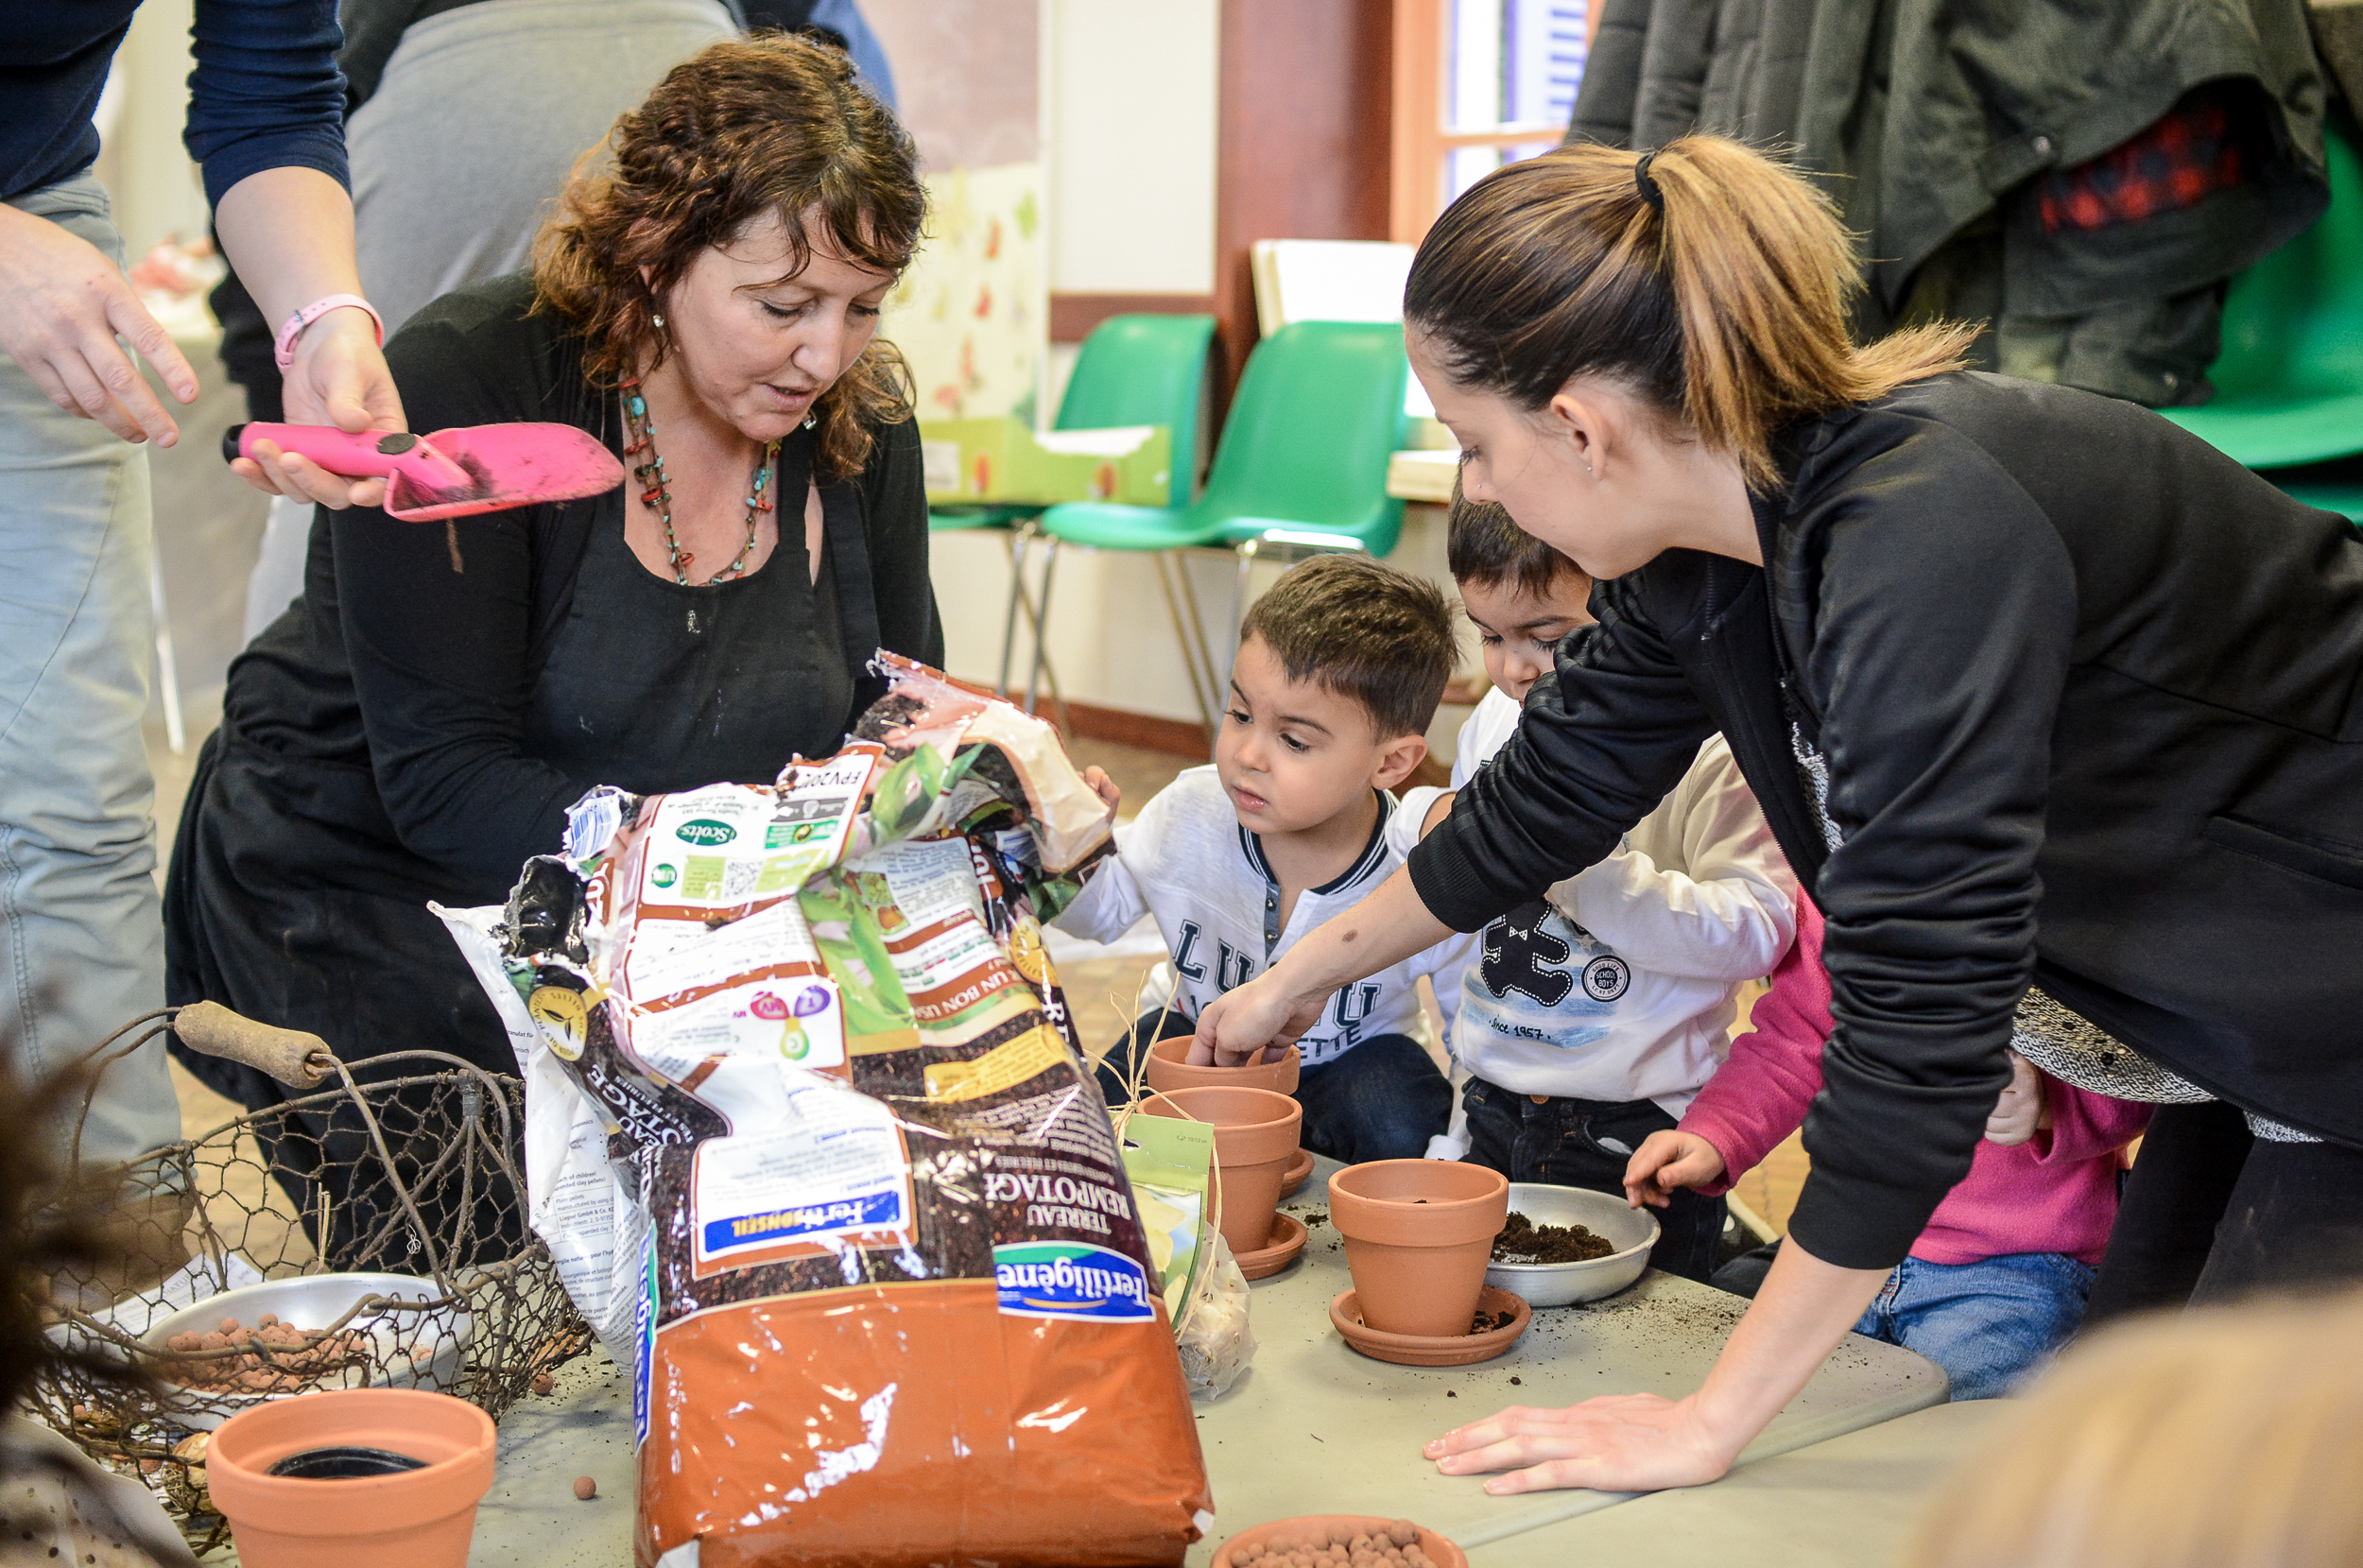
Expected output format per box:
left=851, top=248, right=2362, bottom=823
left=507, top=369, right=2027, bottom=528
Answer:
left=1401, top=690, right=1797, bottom=1130
left=1051, top=767, right=1473, bottom=1069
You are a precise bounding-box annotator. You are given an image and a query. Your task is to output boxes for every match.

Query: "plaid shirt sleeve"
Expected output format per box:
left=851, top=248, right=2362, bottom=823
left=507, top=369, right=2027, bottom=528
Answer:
left=2037, top=81, right=2266, bottom=233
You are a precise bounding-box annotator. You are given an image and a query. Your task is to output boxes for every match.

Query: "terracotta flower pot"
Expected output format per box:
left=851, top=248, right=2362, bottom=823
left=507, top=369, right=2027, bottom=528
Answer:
left=207, top=1387, right=496, bottom=1568
left=1142, top=1036, right=1302, bottom=1096
left=1327, top=1161, right=1509, bottom=1339
left=1143, top=1086, right=1303, bottom=1254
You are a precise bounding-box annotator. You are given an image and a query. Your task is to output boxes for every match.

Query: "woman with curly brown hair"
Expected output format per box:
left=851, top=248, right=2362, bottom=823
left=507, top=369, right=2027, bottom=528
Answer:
left=164, top=34, right=939, bottom=1136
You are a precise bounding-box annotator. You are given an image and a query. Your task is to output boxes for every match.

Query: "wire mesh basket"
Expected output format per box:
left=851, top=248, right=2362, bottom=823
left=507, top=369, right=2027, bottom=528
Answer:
left=32, top=1008, right=590, bottom=1556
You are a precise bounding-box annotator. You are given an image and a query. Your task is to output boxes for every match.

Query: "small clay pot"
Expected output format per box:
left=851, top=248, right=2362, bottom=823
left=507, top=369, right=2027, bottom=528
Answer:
left=207, top=1387, right=495, bottom=1568
left=1327, top=1161, right=1509, bottom=1339
left=1143, top=1086, right=1303, bottom=1254
left=1143, top=1036, right=1302, bottom=1096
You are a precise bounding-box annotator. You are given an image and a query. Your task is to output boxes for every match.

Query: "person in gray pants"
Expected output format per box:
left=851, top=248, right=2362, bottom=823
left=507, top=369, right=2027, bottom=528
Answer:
left=0, top=1, right=400, bottom=1176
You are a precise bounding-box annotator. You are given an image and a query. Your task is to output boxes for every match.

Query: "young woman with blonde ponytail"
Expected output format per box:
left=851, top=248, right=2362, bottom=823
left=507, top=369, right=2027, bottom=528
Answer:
left=1198, top=135, right=2363, bottom=1490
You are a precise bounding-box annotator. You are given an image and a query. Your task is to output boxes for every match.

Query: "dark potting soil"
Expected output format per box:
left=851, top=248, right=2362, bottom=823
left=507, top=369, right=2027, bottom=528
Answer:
left=267, top=1445, right=425, bottom=1480
left=1470, top=1308, right=1517, bottom=1334
left=1492, top=1211, right=1615, bottom=1265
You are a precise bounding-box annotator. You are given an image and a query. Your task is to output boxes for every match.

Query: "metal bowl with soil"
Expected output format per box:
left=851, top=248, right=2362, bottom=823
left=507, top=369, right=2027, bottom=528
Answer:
left=1482, top=1183, right=1657, bottom=1307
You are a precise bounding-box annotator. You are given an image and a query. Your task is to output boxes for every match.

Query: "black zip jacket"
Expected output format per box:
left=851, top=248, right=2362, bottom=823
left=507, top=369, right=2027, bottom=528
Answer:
left=1408, top=372, right=2363, bottom=1270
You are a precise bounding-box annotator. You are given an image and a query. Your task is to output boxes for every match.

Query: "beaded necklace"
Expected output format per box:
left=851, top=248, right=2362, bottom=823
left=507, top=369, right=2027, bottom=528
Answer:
left=620, top=376, right=777, bottom=585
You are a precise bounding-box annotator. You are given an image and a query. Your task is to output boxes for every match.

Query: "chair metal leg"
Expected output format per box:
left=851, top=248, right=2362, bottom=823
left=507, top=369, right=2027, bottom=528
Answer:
left=149, top=553, right=184, bottom=755
left=1021, top=536, right=1072, bottom=736
left=1151, top=552, right=1222, bottom=745
left=1169, top=552, right=1223, bottom=717
left=996, top=526, right=1032, bottom=698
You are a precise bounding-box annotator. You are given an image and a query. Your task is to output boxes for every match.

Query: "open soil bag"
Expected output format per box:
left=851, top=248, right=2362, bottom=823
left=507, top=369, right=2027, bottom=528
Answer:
left=471, top=658, right=1209, bottom=1568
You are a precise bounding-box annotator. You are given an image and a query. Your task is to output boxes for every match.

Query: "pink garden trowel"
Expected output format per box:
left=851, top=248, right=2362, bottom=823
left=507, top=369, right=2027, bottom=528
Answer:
left=224, top=422, right=626, bottom=521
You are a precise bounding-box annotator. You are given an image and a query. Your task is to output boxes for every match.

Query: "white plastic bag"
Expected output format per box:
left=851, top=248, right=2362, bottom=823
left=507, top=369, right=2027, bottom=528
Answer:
left=432, top=902, right=646, bottom=1368
left=1175, top=1233, right=1255, bottom=1400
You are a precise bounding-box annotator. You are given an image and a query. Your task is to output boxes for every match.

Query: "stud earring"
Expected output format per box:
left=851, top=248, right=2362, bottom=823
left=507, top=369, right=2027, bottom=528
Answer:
left=652, top=312, right=666, bottom=331
left=802, top=412, right=818, bottom=429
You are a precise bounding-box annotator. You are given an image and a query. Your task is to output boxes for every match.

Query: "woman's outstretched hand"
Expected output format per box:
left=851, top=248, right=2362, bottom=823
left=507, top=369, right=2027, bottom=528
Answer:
left=1186, top=864, right=1452, bottom=1065
left=1187, top=969, right=1324, bottom=1066
left=1425, top=1391, right=1743, bottom=1494
left=1425, top=1235, right=1894, bottom=1497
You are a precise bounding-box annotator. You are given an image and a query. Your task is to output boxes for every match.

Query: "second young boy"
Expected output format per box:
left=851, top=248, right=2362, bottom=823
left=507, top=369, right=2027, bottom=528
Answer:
left=1053, top=555, right=1472, bottom=1163
left=1402, top=496, right=1796, bottom=1281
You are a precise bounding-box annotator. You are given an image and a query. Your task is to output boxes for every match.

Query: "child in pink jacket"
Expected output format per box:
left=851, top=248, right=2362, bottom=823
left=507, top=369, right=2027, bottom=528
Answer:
left=1624, top=895, right=2151, bottom=1399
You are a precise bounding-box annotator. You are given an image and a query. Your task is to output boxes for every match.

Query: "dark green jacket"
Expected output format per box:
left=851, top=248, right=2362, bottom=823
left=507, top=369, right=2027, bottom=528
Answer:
left=1570, top=0, right=2332, bottom=323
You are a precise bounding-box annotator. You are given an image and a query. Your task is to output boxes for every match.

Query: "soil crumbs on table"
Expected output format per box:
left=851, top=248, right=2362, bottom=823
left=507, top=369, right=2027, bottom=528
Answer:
left=1492, top=1211, right=1615, bottom=1264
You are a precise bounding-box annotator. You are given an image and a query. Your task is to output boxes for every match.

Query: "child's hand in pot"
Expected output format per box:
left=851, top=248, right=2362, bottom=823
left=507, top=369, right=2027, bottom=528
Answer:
left=1190, top=971, right=1324, bottom=1066
left=1623, top=1130, right=1725, bottom=1209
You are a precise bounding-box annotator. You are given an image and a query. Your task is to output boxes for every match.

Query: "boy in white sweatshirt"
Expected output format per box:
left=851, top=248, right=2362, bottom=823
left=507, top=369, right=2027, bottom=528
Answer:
left=1053, top=556, right=1474, bottom=1162
left=1398, top=496, right=1796, bottom=1280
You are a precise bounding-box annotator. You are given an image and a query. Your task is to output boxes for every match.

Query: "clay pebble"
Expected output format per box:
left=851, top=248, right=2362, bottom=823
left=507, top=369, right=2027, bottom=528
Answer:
left=167, top=1315, right=370, bottom=1392
left=1233, top=1522, right=1433, bottom=1568
left=573, top=1475, right=598, bottom=1501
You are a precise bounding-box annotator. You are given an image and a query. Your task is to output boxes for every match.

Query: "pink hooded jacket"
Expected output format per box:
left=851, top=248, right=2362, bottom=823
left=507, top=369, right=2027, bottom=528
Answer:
left=1682, top=898, right=2150, bottom=1266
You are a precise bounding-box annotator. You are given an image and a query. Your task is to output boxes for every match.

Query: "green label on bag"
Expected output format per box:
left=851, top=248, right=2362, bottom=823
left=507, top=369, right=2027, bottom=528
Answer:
left=676, top=818, right=737, bottom=847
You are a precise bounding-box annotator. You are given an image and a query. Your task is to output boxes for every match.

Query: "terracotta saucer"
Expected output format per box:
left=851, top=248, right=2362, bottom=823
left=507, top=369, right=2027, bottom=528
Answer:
left=1328, top=1285, right=1530, bottom=1367
left=1214, top=1516, right=1467, bottom=1568
left=1280, top=1146, right=1315, bottom=1198
left=1234, top=1212, right=1308, bottom=1281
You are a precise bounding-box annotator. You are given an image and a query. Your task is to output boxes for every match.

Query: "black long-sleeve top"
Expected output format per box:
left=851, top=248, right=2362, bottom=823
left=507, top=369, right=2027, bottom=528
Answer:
left=1408, top=371, right=2363, bottom=1270
left=214, top=272, right=941, bottom=906
left=3, top=0, right=347, bottom=205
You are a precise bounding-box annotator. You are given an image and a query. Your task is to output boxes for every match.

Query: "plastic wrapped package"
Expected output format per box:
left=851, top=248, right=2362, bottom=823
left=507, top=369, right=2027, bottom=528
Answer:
left=452, top=657, right=1207, bottom=1568
left=1177, top=1236, right=1256, bottom=1401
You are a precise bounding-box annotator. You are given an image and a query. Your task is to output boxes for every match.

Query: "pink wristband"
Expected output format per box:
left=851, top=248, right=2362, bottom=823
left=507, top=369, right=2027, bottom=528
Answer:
left=272, top=294, right=384, bottom=370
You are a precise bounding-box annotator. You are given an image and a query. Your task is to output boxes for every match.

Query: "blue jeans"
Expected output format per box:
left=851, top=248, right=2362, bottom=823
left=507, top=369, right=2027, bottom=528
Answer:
left=1854, top=1251, right=2096, bottom=1400
left=0, top=176, right=181, bottom=1164
left=1098, top=1008, right=1450, bottom=1163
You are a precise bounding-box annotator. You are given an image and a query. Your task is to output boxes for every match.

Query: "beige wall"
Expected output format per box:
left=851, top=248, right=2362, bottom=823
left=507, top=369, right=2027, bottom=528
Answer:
left=1044, top=0, right=1218, bottom=296
left=92, top=0, right=211, bottom=260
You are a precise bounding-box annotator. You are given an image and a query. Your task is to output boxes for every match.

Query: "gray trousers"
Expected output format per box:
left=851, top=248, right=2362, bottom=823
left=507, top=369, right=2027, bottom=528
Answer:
left=0, top=176, right=184, bottom=1164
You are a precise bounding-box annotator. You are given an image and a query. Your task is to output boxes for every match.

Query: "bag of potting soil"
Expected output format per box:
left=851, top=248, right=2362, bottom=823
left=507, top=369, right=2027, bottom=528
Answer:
left=457, top=657, right=1209, bottom=1568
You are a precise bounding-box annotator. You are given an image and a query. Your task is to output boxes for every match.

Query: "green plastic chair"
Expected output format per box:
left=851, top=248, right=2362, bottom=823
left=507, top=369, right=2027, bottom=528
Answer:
left=1037, top=320, right=1410, bottom=737
left=927, top=313, right=1216, bottom=719
left=2272, top=475, right=2363, bottom=523
left=2162, top=117, right=2363, bottom=468
left=928, top=312, right=1216, bottom=530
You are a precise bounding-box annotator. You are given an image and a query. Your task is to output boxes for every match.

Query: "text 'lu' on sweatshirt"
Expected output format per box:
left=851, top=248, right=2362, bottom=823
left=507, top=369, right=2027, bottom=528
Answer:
left=1051, top=767, right=1473, bottom=1068
left=1684, top=896, right=2150, bottom=1265
left=1395, top=690, right=1796, bottom=1118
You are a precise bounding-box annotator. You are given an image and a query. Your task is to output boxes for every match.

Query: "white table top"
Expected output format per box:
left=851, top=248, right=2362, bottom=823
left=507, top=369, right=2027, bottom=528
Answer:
left=205, top=1166, right=1948, bottom=1564
left=1184, top=1173, right=1947, bottom=1560
left=1463, top=1399, right=2001, bottom=1568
